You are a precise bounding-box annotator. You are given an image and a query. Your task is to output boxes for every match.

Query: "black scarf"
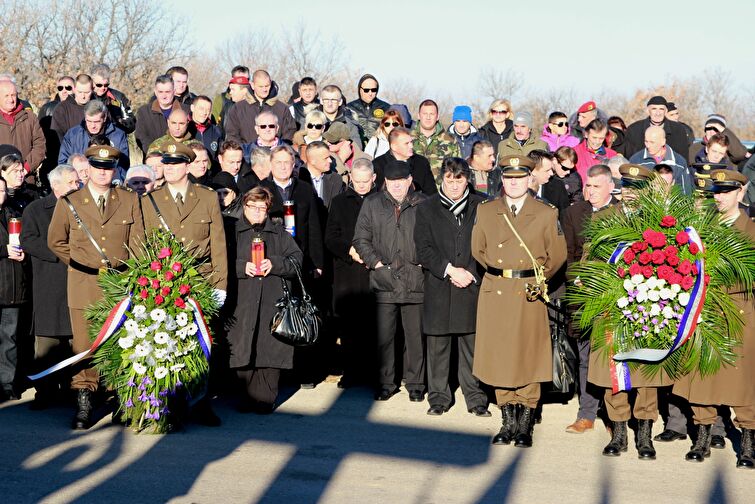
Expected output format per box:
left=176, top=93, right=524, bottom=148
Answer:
left=439, top=186, right=469, bottom=225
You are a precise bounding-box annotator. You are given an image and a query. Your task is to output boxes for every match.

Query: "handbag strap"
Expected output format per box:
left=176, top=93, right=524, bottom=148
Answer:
left=285, top=256, right=312, bottom=301
left=62, top=195, right=112, bottom=269
left=147, top=193, right=174, bottom=237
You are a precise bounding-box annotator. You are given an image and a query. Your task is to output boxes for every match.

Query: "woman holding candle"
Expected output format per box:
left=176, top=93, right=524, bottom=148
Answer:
left=227, top=186, right=303, bottom=413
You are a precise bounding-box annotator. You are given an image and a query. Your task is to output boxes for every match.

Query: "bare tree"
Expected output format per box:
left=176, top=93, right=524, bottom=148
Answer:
left=478, top=67, right=525, bottom=104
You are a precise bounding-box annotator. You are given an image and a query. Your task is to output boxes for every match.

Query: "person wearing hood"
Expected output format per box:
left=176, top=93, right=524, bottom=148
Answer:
left=541, top=111, right=579, bottom=152
left=225, top=70, right=297, bottom=149
left=412, top=99, right=460, bottom=183
left=347, top=74, right=391, bottom=144
left=447, top=106, right=483, bottom=160
left=58, top=100, right=129, bottom=181
left=478, top=99, right=514, bottom=157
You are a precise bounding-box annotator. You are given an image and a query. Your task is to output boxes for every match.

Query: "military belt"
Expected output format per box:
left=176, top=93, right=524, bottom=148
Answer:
left=486, top=267, right=536, bottom=279
left=70, top=259, right=127, bottom=276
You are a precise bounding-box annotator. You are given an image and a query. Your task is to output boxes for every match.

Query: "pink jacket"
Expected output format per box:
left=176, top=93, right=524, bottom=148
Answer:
left=540, top=124, right=580, bottom=152
left=574, top=140, right=617, bottom=183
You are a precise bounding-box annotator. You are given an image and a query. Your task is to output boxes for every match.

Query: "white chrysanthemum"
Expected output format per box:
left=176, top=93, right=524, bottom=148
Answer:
left=154, top=332, right=169, bottom=345
left=136, top=328, right=148, bottom=339
left=670, top=284, right=682, bottom=294
left=637, top=282, right=649, bottom=293
left=134, top=343, right=151, bottom=357
left=646, top=277, right=659, bottom=290
left=154, top=348, right=168, bottom=360
left=154, top=366, right=168, bottom=379
left=176, top=312, right=189, bottom=327
left=623, top=279, right=634, bottom=291
left=132, top=305, right=148, bottom=320
left=631, top=274, right=644, bottom=285
left=662, top=306, right=675, bottom=319
left=617, top=297, right=630, bottom=309
left=170, top=363, right=185, bottom=372
left=176, top=328, right=187, bottom=340
left=647, top=290, right=661, bottom=302
left=186, top=323, right=198, bottom=336
left=124, top=320, right=139, bottom=332
left=636, top=291, right=649, bottom=303
left=187, top=340, right=198, bottom=351
left=133, top=362, right=146, bottom=375
left=650, top=304, right=661, bottom=317
left=150, top=308, right=166, bottom=322
left=678, top=292, right=691, bottom=307
left=164, top=317, right=177, bottom=331
left=659, top=288, right=674, bottom=300
left=118, top=336, right=135, bottom=349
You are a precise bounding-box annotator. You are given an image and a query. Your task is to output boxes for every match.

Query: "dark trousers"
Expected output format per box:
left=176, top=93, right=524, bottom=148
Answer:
left=427, top=333, right=487, bottom=409
left=0, top=306, right=20, bottom=388
left=236, top=367, right=281, bottom=406
left=576, top=338, right=601, bottom=421
left=376, top=302, right=425, bottom=393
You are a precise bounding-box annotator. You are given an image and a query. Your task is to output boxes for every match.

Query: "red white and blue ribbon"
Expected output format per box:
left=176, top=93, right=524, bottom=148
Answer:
left=28, top=296, right=132, bottom=381
left=606, top=227, right=707, bottom=392
left=186, top=297, right=212, bottom=359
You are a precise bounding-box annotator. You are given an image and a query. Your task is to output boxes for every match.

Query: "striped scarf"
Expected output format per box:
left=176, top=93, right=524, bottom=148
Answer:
left=439, top=186, right=469, bottom=225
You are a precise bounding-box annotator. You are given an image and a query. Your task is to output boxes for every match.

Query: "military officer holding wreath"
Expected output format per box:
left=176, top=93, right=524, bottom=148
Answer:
left=471, top=154, right=566, bottom=448
left=48, top=145, right=144, bottom=430
left=140, top=140, right=228, bottom=426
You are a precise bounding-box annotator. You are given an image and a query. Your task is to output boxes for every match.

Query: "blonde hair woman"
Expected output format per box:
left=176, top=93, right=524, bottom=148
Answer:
left=479, top=98, right=514, bottom=157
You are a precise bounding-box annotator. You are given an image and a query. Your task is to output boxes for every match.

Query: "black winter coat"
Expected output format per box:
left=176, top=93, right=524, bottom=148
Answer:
left=0, top=206, right=29, bottom=305
left=261, top=178, right=324, bottom=272
left=478, top=120, right=513, bottom=157
left=135, top=99, right=189, bottom=158
left=414, top=193, right=484, bottom=335
left=227, top=217, right=303, bottom=369
left=325, top=188, right=374, bottom=313
left=623, top=118, right=691, bottom=163
left=20, top=194, right=71, bottom=335
left=372, top=151, right=438, bottom=196
left=353, top=189, right=426, bottom=304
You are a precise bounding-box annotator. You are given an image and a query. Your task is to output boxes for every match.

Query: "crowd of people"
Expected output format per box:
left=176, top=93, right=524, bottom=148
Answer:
left=0, top=65, right=754, bottom=468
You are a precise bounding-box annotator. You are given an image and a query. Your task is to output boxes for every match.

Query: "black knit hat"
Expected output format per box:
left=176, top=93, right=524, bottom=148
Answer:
left=646, top=96, right=668, bottom=107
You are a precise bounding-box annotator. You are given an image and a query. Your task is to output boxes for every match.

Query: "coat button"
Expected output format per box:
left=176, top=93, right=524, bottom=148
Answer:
left=181, top=237, right=186, bottom=242
left=498, top=243, right=503, bottom=248
left=122, top=220, right=127, bottom=224
left=102, top=247, right=107, bottom=252
left=101, top=236, right=106, bottom=241
left=496, top=290, right=502, bottom=295
left=497, top=259, right=502, bottom=264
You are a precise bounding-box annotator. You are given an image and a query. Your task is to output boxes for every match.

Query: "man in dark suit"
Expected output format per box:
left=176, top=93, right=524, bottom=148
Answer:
left=560, top=163, right=617, bottom=434
left=372, top=127, right=437, bottom=196
left=528, top=150, right=570, bottom=214
left=299, top=141, right=345, bottom=211
left=20, top=164, right=80, bottom=408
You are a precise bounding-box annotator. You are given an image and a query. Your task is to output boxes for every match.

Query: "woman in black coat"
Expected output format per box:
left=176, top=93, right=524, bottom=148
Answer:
left=227, top=186, right=303, bottom=413
left=324, top=160, right=377, bottom=387
left=414, top=158, right=489, bottom=416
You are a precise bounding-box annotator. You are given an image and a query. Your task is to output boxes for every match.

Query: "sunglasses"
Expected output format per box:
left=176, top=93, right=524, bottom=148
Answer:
left=360, top=87, right=378, bottom=93
left=94, top=82, right=109, bottom=88
left=257, top=124, right=277, bottom=129
left=307, top=123, right=324, bottom=130
left=491, top=109, right=509, bottom=114
left=383, top=122, right=400, bottom=128
left=57, top=85, right=73, bottom=91
left=704, top=126, right=719, bottom=132
left=551, top=121, right=568, bottom=127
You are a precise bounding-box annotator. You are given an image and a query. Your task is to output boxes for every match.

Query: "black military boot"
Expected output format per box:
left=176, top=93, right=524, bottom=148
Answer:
left=72, top=389, right=94, bottom=430
left=737, top=428, right=754, bottom=469
left=685, top=424, right=712, bottom=462
left=492, top=403, right=518, bottom=445
left=514, top=406, right=535, bottom=448
left=602, top=420, right=628, bottom=456
left=636, top=419, right=656, bottom=460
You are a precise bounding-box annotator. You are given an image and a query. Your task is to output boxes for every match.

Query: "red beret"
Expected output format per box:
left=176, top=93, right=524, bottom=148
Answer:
left=577, top=101, right=596, bottom=114
left=229, top=76, right=250, bottom=86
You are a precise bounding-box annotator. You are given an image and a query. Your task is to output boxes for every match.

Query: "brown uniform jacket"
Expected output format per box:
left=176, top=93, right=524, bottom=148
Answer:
left=471, top=195, right=567, bottom=387
left=47, top=185, right=144, bottom=309
left=141, top=182, right=228, bottom=291
left=673, top=210, right=755, bottom=406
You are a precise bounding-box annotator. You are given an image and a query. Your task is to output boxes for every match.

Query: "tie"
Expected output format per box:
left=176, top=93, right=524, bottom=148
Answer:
left=176, top=192, right=184, bottom=211
left=511, top=204, right=517, bottom=217
left=97, top=195, right=105, bottom=216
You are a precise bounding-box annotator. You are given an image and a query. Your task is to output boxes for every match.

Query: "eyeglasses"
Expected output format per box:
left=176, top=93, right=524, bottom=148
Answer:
left=360, top=87, right=378, bottom=93
left=307, top=123, right=324, bottom=130
left=321, top=98, right=339, bottom=103
left=383, top=122, right=400, bottom=128
left=491, top=109, right=509, bottom=115
left=245, top=204, right=268, bottom=212
left=550, top=121, right=568, bottom=127
left=94, top=82, right=109, bottom=88
left=57, top=85, right=73, bottom=91
left=257, top=124, right=277, bottom=129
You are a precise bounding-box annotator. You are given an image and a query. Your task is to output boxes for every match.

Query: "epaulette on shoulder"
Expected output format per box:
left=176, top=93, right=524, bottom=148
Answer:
left=115, top=184, right=133, bottom=192
left=196, top=184, right=215, bottom=192
left=533, top=196, right=557, bottom=210
left=480, top=196, right=499, bottom=205
left=62, top=186, right=82, bottom=198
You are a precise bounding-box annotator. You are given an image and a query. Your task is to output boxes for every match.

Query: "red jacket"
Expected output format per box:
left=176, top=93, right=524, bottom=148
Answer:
left=574, top=140, right=617, bottom=183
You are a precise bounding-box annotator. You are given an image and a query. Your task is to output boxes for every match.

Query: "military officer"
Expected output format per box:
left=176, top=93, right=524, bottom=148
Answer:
left=140, top=140, right=228, bottom=426
left=673, top=169, right=755, bottom=469
left=48, top=145, right=144, bottom=429
left=471, top=155, right=567, bottom=448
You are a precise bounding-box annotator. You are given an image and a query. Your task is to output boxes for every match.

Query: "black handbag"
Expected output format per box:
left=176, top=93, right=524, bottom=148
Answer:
left=270, top=256, right=321, bottom=346
left=549, top=299, right=578, bottom=393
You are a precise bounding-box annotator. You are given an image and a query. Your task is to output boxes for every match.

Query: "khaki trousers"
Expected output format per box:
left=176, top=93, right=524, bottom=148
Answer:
left=494, top=383, right=540, bottom=409
left=69, top=308, right=99, bottom=391
left=604, top=387, right=658, bottom=421
left=692, top=404, right=755, bottom=430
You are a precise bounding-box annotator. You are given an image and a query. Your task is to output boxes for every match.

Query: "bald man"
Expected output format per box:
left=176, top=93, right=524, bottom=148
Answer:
left=147, top=108, right=194, bottom=155
left=0, top=81, right=46, bottom=173
left=629, top=125, right=692, bottom=194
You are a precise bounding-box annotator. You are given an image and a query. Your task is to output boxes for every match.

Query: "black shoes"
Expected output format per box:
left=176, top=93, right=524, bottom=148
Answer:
left=72, top=389, right=94, bottom=430
left=636, top=419, right=656, bottom=459
left=710, top=434, right=726, bottom=449
left=492, top=404, right=518, bottom=445
left=737, top=428, right=754, bottom=469
left=469, top=405, right=492, bottom=417
left=514, top=406, right=535, bottom=448
left=685, top=424, right=712, bottom=462
left=654, top=429, right=687, bottom=442
left=409, top=390, right=425, bottom=402
left=603, top=420, right=628, bottom=456
left=375, top=388, right=397, bottom=401
left=427, top=404, right=448, bottom=416
left=192, top=401, right=222, bottom=427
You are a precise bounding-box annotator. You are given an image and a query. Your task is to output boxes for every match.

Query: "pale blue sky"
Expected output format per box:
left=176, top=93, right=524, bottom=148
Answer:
left=176, top=0, right=755, bottom=102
